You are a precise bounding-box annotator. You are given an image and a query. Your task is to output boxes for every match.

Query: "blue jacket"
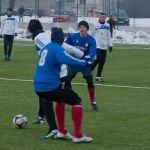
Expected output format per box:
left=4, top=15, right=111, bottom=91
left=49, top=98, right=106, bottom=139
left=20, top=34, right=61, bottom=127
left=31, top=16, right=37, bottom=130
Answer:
left=66, top=33, right=96, bottom=59
left=34, top=42, right=86, bottom=92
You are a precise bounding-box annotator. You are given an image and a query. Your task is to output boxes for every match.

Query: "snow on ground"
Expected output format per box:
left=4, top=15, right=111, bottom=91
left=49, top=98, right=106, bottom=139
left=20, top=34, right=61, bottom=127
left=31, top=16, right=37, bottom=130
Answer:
left=113, top=30, right=150, bottom=44
left=1, top=16, right=150, bottom=44
left=18, top=16, right=150, bottom=27
left=14, top=27, right=150, bottom=45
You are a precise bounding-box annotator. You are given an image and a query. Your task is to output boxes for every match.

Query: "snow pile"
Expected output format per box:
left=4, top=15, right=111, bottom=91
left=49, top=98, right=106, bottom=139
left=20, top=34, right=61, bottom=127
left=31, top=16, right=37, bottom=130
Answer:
left=2, top=27, right=150, bottom=44
left=113, top=30, right=150, bottom=44
left=15, top=28, right=29, bottom=40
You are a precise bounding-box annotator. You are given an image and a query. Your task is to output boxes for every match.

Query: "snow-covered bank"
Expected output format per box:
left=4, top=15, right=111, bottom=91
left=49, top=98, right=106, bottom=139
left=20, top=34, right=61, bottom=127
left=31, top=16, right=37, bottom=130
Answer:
left=13, top=28, right=150, bottom=45
left=16, top=16, right=150, bottom=27
left=113, top=30, right=150, bottom=44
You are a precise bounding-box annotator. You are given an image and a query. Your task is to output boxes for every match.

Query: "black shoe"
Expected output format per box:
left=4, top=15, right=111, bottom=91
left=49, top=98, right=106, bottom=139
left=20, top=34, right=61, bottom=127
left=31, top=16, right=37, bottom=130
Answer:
left=91, top=102, right=99, bottom=111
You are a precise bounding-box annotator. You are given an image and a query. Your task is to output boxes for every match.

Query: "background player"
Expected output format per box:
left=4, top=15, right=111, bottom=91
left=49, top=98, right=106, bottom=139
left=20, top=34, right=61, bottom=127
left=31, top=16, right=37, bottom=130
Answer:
left=0, top=8, right=18, bottom=61
left=91, top=12, right=113, bottom=82
left=65, top=21, right=98, bottom=111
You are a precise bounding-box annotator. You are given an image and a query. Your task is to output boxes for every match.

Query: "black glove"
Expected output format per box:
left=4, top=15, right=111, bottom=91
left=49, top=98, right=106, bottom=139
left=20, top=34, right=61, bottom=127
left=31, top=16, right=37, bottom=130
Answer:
left=0, top=35, right=3, bottom=38
left=109, top=47, right=112, bottom=53
left=85, top=59, right=93, bottom=67
left=15, top=33, right=18, bottom=37
left=82, top=55, right=91, bottom=61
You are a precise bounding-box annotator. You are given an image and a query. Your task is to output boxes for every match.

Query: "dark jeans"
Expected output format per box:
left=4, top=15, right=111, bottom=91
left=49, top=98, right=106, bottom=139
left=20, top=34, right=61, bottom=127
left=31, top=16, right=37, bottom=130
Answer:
left=91, top=48, right=107, bottom=77
left=4, top=34, right=14, bottom=58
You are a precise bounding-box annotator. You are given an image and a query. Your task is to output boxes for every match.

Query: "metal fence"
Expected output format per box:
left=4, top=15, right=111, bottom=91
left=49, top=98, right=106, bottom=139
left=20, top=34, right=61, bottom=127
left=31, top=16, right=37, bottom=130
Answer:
left=0, top=0, right=150, bottom=28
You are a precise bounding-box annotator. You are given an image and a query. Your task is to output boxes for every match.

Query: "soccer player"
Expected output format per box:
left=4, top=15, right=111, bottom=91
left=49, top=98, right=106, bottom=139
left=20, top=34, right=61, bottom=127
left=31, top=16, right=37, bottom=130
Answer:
left=107, top=17, right=115, bottom=37
left=34, top=27, right=93, bottom=143
left=91, top=12, right=113, bottom=82
left=65, top=21, right=98, bottom=110
left=28, top=19, right=85, bottom=140
left=0, top=8, right=18, bottom=61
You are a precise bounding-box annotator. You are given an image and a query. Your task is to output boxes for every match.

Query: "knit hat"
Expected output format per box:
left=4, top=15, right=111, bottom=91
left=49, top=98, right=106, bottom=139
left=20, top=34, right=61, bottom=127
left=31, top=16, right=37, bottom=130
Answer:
left=78, top=21, right=89, bottom=30
left=28, top=19, right=43, bottom=34
left=51, top=27, right=64, bottom=44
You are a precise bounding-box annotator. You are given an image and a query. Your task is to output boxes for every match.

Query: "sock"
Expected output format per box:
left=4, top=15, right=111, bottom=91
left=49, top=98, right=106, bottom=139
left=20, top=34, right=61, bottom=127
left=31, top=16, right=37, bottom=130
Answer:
left=72, top=105, right=83, bottom=138
left=88, top=87, right=95, bottom=104
left=55, top=103, right=67, bottom=134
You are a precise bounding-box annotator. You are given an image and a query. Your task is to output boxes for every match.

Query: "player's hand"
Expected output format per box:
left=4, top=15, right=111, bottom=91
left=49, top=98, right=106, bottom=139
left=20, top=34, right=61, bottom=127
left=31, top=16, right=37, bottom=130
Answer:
left=82, top=55, right=93, bottom=67
left=85, top=59, right=93, bottom=67
left=109, top=47, right=113, bottom=53
left=82, top=55, right=91, bottom=61
left=0, top=35, right=3, bottom=38
left=15, top=33, right=18, bottom=37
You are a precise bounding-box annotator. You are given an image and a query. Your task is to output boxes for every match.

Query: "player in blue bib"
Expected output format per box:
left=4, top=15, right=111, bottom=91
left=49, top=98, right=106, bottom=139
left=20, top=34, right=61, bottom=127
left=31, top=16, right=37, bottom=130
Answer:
left=65, top=21, right=98, bottom=110
left=33, top=27, right=93, bottom=143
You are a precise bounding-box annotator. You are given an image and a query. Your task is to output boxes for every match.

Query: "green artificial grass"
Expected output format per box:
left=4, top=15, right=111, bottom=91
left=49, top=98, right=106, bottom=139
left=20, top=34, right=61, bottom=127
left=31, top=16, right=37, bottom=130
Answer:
left=0, top=41, right=150, bottom=150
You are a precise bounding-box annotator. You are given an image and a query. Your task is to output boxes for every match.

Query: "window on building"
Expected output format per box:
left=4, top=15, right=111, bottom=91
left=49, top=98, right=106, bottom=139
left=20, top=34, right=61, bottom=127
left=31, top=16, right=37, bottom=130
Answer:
left=80, top=0, right=86, bottom=5
left=66, top=0, right=75, bottom=3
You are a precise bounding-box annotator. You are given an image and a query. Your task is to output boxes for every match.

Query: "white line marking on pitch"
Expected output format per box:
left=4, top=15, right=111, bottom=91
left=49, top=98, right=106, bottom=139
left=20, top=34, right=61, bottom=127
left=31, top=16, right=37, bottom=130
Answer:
left=0, top=77, right=150, bottom=90
left=0, top=43, right=150, bottom=49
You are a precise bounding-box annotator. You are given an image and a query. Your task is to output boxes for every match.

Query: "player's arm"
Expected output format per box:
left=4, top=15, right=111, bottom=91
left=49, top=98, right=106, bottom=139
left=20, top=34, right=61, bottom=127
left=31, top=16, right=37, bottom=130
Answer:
left=62, top=42, right=84, bottom=59
left=56, top=47, right=86, bottom=67
left=88, top=37, right=96, bottom=60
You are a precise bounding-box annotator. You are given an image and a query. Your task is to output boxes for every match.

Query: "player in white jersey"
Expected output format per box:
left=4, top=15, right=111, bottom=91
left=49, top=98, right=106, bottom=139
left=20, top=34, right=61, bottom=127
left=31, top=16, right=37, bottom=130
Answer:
left=91, top=12, right=113, bottom=82
left=28, top=20, right=87, bottom=141
left=0, top=8, right=18, bottom=61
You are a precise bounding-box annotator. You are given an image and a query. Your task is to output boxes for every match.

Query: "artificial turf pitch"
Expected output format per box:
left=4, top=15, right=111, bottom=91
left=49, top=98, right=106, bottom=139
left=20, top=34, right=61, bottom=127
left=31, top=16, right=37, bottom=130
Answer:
left=0, top=41, right=150, bottom=150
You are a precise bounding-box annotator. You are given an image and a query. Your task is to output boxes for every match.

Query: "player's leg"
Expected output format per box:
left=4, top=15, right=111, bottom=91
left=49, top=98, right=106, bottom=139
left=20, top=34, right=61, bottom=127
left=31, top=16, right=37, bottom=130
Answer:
left=38, top=97, right=45, bottom=118
left=85, top=75, right=98, bottom=111
left=65, top=66, right=77, bottom=88
left=65, top=75, right=74, bottom=88
left=55, top=85, right=93, bottom=143
left=91, top=48, right=99, bottom=71
left=36, top=93, right=58, bottom=139
left=7, top=35, right=14, bottom=60
left=3, top=35, right=9, bottom=60
left=82, top=67, right=98, bottom=110
left=55, top=103, right=66, bottom=134
left=55, top=102, right=70, bottom=139
left=33, top=97, right=46, bottom=124
left=96, top=49, right=107, bottom=82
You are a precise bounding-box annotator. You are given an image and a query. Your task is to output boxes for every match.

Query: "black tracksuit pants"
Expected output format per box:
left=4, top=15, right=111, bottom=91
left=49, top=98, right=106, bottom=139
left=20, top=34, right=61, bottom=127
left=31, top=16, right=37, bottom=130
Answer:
left=37, top=84, right=81, bottom=132
left=4, top=34, right=14, bottom=58
left=92, top=48, right=107, bottom=77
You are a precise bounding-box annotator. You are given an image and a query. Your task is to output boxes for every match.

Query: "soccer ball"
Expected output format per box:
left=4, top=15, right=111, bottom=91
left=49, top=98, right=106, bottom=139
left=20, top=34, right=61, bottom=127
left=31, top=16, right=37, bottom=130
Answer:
left=13, top=114, right=28, bottom=129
